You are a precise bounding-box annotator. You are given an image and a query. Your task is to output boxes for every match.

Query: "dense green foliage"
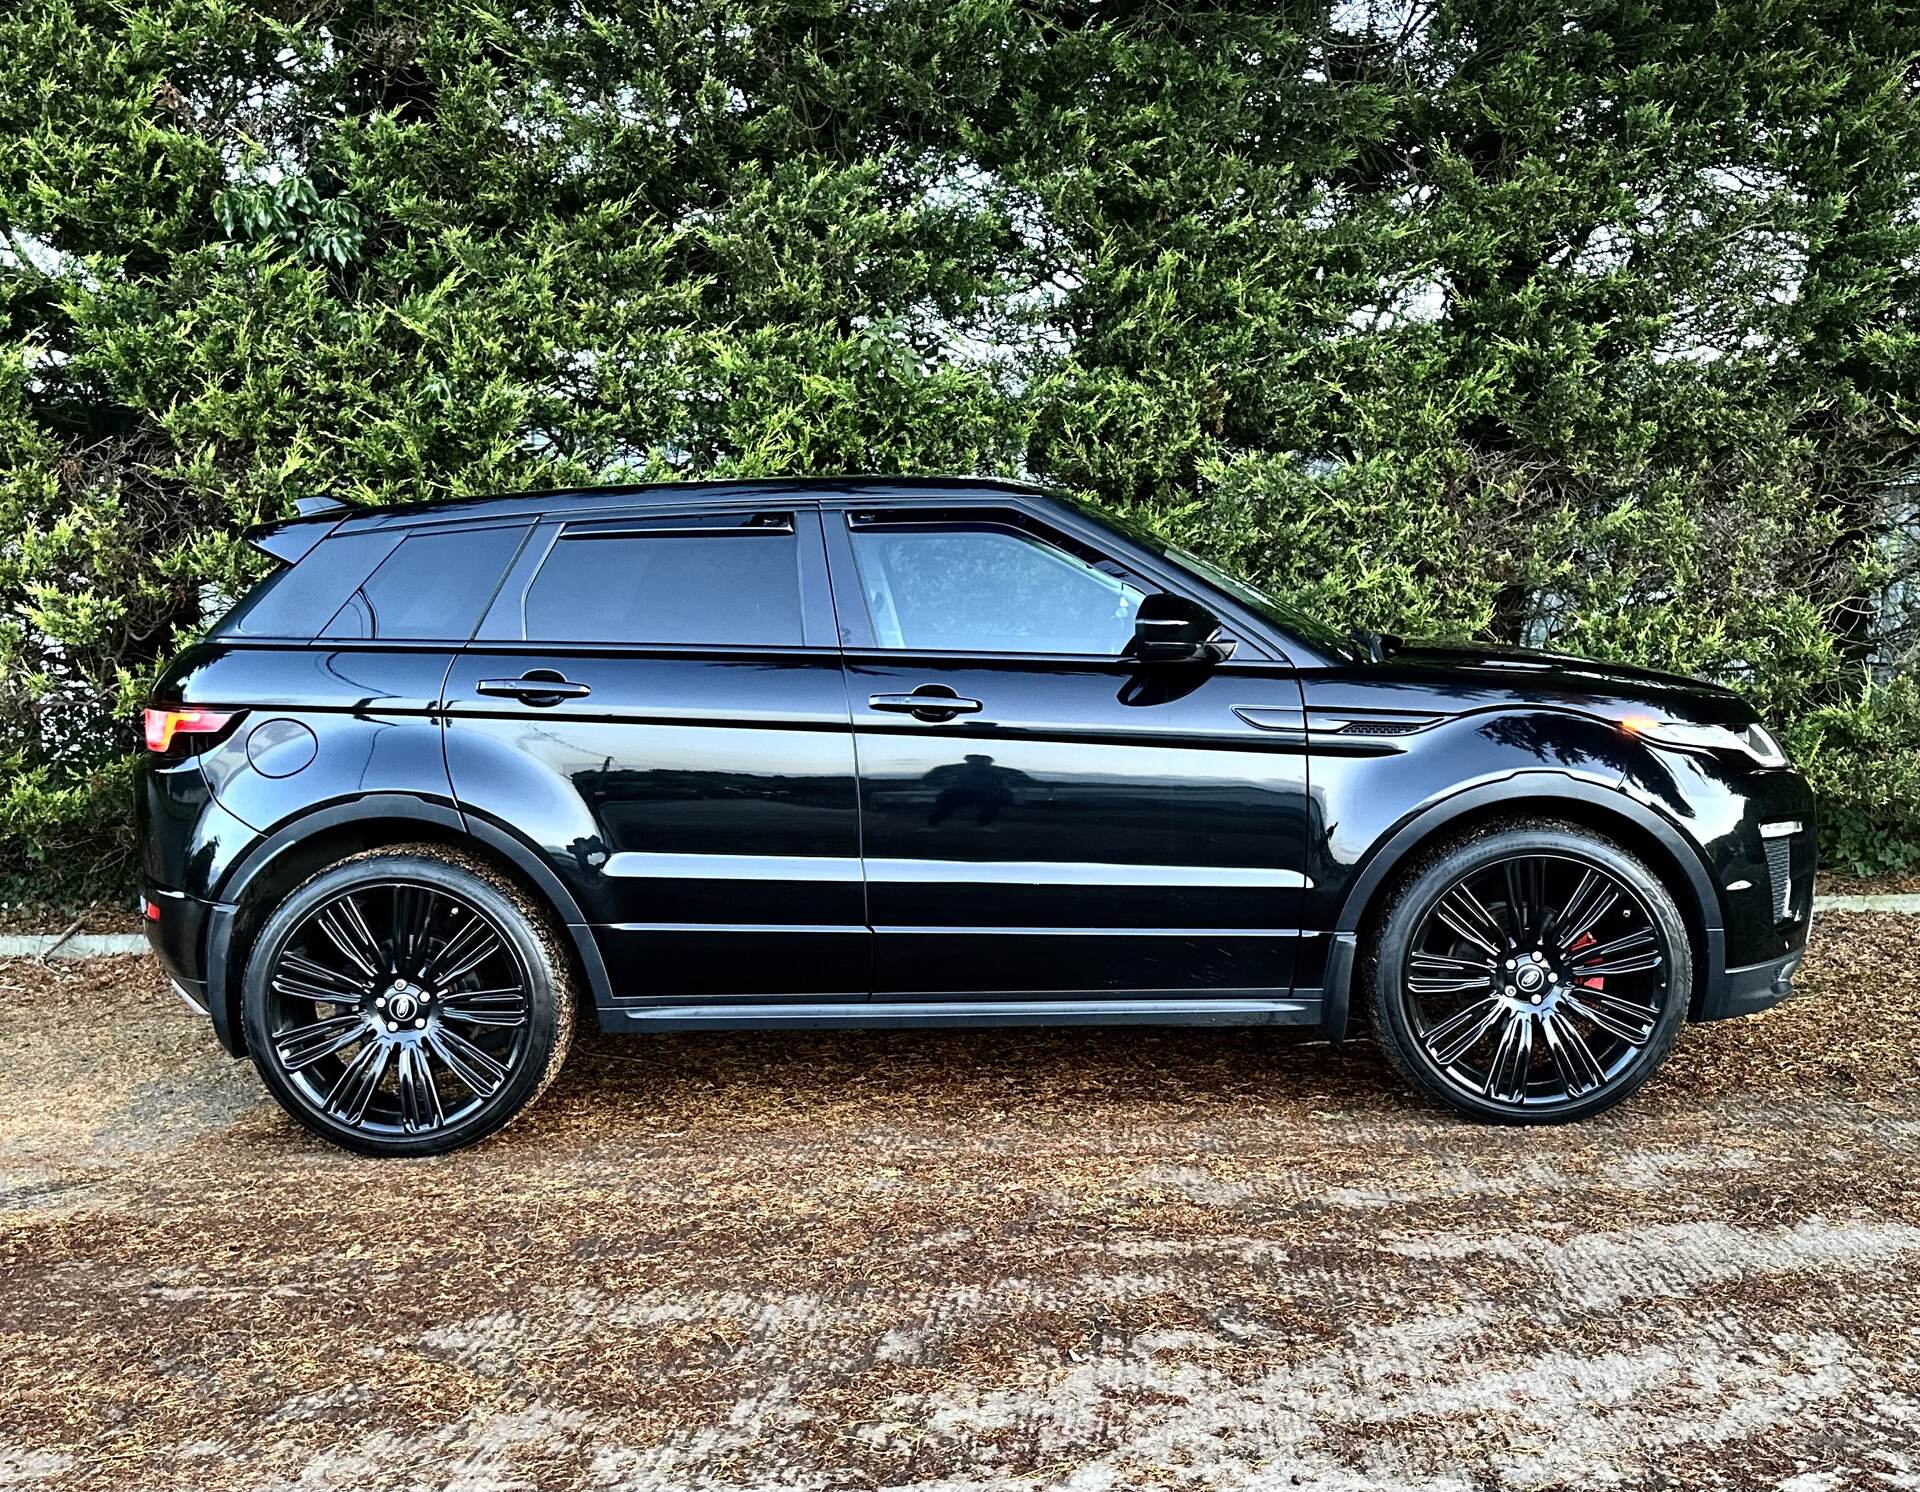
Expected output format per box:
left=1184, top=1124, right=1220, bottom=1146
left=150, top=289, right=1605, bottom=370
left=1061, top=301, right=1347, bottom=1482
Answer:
left=3, top=0, right=1917, bottom=898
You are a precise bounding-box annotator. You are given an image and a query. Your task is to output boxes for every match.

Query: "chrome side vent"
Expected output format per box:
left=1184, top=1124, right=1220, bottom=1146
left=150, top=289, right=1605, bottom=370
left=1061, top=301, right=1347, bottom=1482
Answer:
left=1235, top=707, right=1444, bottom=738
left=1338, top=717, right=1437, bottom=736
left=1318, top=713, right=1443, bottom=737
left=1763, top=835, right=1793, bottom=922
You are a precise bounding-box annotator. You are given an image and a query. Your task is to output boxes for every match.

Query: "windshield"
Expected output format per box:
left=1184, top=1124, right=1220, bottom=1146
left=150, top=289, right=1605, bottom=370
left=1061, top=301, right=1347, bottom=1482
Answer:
left=1058, top=496, right=1360, bottom=659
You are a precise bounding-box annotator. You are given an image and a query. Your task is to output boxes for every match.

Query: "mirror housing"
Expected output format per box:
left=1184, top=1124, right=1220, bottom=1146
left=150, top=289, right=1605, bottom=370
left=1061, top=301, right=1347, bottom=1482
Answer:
left=1131, top=593, right=1235, bottom=664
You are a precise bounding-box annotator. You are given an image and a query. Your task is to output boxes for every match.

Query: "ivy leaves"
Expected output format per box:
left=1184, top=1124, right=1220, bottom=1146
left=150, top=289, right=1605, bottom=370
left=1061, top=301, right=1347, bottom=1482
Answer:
left=212, top=176, right=366, bottom=269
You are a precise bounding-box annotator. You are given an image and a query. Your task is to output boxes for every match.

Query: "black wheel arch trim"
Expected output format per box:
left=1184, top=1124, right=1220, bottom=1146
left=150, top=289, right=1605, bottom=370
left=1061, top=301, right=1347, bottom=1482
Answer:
left=202, top=792, right=612, bottom=1057
left=1315, top=772, right=1726, bottom=1041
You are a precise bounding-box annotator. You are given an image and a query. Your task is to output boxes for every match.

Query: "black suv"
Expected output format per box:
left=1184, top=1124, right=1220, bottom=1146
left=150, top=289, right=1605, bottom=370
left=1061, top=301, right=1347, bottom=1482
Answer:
left=139, top=477, right=1815, bottom=1154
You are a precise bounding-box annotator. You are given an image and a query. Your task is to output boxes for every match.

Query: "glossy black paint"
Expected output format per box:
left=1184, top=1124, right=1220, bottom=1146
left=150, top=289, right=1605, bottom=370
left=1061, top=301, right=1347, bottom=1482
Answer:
left=137, top=476, right=1815, bottom=1057
left=444, top=645, right=865, bottom=998
left=846, top=653, right=1309, bottom=997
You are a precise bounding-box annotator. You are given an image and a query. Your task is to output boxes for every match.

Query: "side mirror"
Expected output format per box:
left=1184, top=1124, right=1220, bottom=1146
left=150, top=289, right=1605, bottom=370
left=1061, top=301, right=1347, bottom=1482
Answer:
left=1131, top=593, right=1235, bottom=664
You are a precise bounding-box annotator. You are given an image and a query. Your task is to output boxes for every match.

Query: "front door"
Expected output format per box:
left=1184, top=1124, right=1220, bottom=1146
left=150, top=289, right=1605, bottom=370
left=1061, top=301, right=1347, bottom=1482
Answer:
left=442, top=504, right=866, bottom=1003
left=825, top=503, right=1311, bottom=999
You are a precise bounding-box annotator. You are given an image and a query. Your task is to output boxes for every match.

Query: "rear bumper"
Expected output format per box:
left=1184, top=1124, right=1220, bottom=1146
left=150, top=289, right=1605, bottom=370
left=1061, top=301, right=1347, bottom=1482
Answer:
left=142, top=887, right=210, bottom=1002
left=142, top=886, right=246, bottom=1053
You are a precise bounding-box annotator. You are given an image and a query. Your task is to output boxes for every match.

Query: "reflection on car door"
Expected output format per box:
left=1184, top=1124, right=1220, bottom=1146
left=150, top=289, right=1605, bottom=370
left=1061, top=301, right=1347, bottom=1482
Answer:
left=442, top=505, right=867, bottom=1002
left=827, top=503, right=1311, bottom=1000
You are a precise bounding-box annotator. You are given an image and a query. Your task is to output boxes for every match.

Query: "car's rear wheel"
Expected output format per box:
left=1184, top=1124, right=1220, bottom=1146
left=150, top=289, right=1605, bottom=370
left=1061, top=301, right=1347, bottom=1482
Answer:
left=242, top=844, right=575, bottom=1156
left=1368, top=822, right=1690, bottom=1123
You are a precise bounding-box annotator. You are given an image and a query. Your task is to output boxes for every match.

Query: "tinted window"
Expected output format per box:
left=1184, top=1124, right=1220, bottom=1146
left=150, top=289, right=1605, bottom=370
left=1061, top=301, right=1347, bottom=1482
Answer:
left=521, top=527, right=803, bottom=646
left=849, top=526, right=1144, bottom=654
left=216, top=531, right=398, bottom=639
left=324, top=525, right=527, bottom=641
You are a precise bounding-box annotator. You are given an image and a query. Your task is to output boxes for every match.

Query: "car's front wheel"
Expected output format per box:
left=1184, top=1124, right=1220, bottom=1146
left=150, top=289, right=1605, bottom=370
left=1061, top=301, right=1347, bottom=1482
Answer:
left=241, top=844, right=575, bottom=1156
left=1368, top=821, right=1691, bottom=1123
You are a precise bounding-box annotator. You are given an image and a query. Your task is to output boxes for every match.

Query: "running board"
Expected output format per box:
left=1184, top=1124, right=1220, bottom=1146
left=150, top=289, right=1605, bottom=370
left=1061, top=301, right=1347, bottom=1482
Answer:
left=602, top=995, right=1320, bottom=1033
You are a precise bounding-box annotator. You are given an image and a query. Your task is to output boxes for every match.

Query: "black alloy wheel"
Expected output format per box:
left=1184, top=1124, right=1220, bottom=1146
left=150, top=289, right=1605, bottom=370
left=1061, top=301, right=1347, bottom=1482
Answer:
left=1369, top=822, right=1690, bottom=1123
left=242, top=846, right=574, bottom=1156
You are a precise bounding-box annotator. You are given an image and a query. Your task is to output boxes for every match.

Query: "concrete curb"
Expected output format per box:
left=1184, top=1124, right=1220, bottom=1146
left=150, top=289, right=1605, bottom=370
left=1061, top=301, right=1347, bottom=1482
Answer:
left=3, top=891, right=1917, bottom=961
left=0, top=933, right=151, bottom=958
left=1811, top=893, right=1920, bottom=913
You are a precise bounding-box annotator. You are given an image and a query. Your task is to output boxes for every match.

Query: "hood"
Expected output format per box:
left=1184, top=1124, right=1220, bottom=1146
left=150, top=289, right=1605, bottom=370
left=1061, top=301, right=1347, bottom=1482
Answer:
left=1377, top=639, right=1754, bottom=725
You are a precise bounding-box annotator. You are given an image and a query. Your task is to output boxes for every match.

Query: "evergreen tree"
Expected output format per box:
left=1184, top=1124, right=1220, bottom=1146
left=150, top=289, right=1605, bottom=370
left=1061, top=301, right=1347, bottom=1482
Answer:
left=1, top=0, right=1915, bottom=896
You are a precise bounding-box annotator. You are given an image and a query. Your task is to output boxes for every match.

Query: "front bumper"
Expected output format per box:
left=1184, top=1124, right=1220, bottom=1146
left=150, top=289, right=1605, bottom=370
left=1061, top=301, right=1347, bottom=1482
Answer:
left=1701, top=944, right=1806, bottom=1021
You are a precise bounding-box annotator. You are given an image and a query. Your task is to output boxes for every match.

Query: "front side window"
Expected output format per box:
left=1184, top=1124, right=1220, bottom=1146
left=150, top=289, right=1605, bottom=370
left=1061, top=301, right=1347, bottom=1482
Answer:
left=849, top=522, right=1145, bottom=655
left=1054, top=494, right=1357, bottom=659
left=520, top=515, right=803, bottom=646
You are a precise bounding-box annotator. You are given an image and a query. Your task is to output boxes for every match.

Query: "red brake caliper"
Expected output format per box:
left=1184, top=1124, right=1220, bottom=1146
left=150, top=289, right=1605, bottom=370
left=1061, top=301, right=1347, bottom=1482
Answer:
left=1570, top=930, right=1604, bottom=991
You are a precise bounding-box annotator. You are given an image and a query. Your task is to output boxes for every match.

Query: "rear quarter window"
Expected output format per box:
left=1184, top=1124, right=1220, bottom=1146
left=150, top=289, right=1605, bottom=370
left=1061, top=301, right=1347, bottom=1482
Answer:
left=215, top=531, right=399, bottom=639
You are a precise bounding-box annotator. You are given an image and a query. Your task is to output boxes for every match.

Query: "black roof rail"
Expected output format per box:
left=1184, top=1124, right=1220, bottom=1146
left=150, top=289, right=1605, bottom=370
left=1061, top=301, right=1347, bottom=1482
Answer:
left=244, top=494, right=358, bottom=565
left=291, top=493, right=357, bottom=520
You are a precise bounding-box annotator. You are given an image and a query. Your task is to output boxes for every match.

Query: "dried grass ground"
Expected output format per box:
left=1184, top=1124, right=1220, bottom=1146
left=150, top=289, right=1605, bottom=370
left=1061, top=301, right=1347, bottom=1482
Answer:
left=1, top=915, right=1917, bottom=1492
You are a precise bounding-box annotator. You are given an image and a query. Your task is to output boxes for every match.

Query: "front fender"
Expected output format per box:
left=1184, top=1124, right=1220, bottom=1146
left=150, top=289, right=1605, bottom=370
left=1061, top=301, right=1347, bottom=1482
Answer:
left=1304, top=707, right=1723, bottom=1041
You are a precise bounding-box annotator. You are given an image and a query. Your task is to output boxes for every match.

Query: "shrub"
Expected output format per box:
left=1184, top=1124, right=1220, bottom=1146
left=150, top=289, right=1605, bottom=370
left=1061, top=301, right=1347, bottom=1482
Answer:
left=1793, top=678, right=1920, bottom=875
left=1, top=1, right=1915, bottom=897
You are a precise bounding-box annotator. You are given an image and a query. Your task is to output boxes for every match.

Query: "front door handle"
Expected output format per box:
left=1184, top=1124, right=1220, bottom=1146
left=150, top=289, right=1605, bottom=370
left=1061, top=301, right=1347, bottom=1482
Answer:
left=868, top=688, right=982, bottom=721
left=476, top=672, right=592, bottom=705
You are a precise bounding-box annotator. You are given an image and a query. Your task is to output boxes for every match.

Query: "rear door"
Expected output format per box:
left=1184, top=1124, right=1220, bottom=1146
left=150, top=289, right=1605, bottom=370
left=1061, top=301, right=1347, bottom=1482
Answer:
left=826, top=501, right=1311, bottom=1000
left=442, top=503, right=866, bottom=1003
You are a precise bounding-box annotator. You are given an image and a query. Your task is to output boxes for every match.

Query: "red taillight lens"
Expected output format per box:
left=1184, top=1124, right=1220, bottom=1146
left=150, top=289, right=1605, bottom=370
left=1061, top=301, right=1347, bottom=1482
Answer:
left=143, top=707, right=236, bottom=754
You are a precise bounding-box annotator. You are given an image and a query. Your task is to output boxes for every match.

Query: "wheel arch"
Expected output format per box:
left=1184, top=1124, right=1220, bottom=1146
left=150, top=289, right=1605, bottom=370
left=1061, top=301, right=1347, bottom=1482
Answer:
left=203, top=794, right=611, bottom=1057
left=1317, top=774, right=1724, bottom=1042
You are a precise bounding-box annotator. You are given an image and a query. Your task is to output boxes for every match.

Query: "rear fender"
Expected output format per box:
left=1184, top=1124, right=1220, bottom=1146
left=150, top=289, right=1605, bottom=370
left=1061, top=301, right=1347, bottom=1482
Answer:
left=204, top=794, right=612, bottom=1057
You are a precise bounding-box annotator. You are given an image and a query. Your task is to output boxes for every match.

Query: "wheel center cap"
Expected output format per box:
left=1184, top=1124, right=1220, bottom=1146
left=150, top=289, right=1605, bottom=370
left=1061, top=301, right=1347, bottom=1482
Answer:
left=1516, top=965, right=1546, bottom=994
left=388, top=991, right=419, bottom=1022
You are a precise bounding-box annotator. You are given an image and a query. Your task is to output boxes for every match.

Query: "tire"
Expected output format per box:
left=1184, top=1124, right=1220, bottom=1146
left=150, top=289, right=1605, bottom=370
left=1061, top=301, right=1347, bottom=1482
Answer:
left=241, top=843, right=576, bottom=1157
left=1367, top=820, right=1691, bottom=1124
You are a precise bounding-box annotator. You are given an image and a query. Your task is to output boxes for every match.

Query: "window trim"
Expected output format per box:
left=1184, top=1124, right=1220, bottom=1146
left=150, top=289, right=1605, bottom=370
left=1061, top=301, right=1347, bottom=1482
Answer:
left=554, top=511, right=796, bottom=541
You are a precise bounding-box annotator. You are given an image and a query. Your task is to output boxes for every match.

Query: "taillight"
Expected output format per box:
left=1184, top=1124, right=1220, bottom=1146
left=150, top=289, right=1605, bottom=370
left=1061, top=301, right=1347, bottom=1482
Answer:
left=143, top=707, right=237, bottom=754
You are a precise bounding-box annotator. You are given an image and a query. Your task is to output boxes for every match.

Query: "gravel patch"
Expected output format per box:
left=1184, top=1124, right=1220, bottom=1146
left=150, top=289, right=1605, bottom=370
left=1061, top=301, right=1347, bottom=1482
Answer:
left=0, top=914, right=1915, bottom=1491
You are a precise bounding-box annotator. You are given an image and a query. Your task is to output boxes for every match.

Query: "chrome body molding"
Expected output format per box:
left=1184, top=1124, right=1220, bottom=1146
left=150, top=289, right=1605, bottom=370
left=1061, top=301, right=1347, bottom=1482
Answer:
left=602, top=851, right=1310, bottom=890
left=604, top=995, right=1321, bottom=1031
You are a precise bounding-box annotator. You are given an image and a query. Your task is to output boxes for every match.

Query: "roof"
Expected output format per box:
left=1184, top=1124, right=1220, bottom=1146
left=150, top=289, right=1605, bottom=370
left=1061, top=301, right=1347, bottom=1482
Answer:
left=318, top=475, right=1057, bottom=532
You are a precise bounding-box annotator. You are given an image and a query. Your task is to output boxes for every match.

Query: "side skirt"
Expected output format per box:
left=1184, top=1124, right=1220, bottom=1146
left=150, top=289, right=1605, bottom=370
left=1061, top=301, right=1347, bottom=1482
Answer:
left=601, top=993, right=1321, bottom=1033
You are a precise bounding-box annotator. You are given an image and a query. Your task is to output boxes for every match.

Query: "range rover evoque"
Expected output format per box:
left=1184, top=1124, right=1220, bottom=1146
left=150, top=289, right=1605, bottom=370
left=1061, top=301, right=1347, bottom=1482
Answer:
left=138, top=477, right=1815, bottom=1155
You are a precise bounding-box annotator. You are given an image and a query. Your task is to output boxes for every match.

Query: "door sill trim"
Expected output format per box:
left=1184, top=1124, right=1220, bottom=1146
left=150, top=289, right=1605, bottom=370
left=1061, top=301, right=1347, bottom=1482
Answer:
left=602, top=995, right=1320, bottom=1032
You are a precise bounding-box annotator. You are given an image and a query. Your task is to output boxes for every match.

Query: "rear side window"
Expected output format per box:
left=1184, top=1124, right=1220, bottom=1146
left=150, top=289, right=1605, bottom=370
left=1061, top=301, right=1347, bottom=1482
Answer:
left=518, top=515, right=803, bottom=646
left=216, top=531, right=398, bottom=639
left=323, top=524, right=527, bottom=641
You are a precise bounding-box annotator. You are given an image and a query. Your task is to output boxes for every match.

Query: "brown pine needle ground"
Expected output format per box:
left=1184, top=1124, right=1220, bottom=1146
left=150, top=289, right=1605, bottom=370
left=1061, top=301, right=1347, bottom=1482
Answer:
left=1, top=914, right=1916, bottom=1490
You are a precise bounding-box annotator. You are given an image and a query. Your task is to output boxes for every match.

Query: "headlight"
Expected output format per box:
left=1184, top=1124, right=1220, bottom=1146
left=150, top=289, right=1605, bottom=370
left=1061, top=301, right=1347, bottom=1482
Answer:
left=1622, top=715, right=1789, bottom=768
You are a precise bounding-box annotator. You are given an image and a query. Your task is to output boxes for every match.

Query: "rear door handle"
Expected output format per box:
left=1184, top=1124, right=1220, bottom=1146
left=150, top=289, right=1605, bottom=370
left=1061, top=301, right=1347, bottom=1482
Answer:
left=476, top=673, right=592, bottom=704
left=868, top=689, right=982, bottom=720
